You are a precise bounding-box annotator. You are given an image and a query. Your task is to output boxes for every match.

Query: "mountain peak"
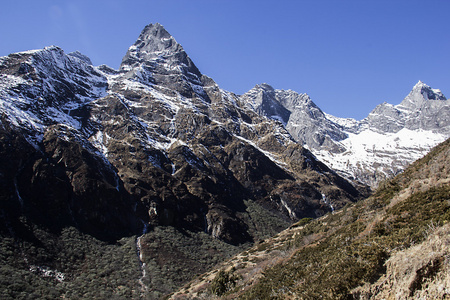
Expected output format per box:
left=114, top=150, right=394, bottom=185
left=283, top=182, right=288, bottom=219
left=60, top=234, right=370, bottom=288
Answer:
left=118, top=23, right=202, bottom=90
left=255, top=83, right=275, bottom=91
left=139, top=23, right=176, bottom=46
left=398, top=81, right=447, bottom=110
left=120, top=23, right=184, bottom=70
left=414, top=80, right=425, bottom=87
left=68, top=50, right=93, bottom=65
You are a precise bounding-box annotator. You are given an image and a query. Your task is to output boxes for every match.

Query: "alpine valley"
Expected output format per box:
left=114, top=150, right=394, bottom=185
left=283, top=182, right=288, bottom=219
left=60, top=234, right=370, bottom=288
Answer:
left=0, top=23, right=448, bottom=299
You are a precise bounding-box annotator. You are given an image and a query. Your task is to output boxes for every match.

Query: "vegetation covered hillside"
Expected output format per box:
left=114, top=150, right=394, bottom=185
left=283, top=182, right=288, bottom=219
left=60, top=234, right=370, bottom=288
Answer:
left=170, top=138, right=450, bottom=299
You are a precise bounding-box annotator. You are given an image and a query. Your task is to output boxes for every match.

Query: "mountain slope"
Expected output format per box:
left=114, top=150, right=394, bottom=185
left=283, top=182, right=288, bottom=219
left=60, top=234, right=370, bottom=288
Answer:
left=170, top=137, right=450, bottom=299
left=0, top=23, right=367, bottom=298
left=0, top=23, right=366, bottom=239
left=241, top=82, right=449, bottom=187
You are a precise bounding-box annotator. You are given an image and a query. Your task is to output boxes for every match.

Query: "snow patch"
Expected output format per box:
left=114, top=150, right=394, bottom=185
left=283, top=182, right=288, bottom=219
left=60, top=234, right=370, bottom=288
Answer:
left=280, top=199, right=297, bottom=219
left=321, top=193, right=334, bottom=212
left=235, top=135, right=287, bottom=168
left=314, top=128, right=447, bottom=183
left=29, top=265, right=65, bottom=282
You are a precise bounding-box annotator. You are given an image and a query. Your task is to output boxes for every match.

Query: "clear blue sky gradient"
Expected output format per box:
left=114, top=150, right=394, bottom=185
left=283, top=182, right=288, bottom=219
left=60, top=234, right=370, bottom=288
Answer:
left=1, top=0, right=449, bottom=119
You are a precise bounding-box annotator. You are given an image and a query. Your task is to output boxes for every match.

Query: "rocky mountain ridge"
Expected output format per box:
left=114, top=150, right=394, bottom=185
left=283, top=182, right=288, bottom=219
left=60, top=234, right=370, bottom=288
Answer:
left=241, top=81, right=449, bottom=186
left=0, top=23, right=367, bottom=298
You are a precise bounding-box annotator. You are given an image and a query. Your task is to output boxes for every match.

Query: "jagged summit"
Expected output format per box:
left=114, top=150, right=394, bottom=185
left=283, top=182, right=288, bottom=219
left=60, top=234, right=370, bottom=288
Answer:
left=241, top=84, right=347, bottom=150
left=242, top=83, right=289, bottom=125
left=410, top=80, right=446, bottom=101
left=0, top=45, right=107, bottom=137
left=412, top=80, right=445, bottom=97
left=254, top=83, right=276, bottom=91
left=398, top=80, right=447, bottom=110
left=120, top=23, right=183, bottom=69
left=118, top=23, right=202, bottom=96
left=119, top=23, right=199, bottom=74
left=68, top=50, right=93, bottom=65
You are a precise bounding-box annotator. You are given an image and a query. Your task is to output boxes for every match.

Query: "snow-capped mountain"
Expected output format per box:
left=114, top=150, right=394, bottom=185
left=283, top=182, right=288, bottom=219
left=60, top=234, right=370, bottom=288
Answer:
left=1, top=23, right=371, bottom=296
left=241, top=81, right=449, bottom=186
left=0, top=46, right=108, bottom=137
left=0, top=24, right=368, bottom=297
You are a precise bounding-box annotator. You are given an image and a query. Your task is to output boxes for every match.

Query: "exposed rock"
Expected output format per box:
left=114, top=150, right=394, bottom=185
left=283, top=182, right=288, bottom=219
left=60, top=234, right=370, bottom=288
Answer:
left=0, top=119, right=141, bottom=240
left=68, top=51, right=93, bottom=65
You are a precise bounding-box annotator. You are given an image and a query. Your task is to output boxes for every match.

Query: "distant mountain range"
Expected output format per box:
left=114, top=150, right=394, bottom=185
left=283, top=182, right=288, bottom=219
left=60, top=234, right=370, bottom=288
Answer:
left=0, top=23, right=448, bottom=298
left=241, top=80, right=449, bottom=186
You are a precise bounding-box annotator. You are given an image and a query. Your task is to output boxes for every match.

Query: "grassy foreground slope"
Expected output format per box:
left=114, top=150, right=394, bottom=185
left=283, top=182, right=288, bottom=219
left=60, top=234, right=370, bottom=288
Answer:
left=169, top=138, right=450, bottom=299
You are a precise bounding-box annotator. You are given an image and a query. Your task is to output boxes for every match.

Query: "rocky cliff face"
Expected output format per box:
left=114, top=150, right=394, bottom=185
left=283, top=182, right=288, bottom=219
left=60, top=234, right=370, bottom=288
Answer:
left=241, top=84, right=347, bottom=152
left=241, top=81, right=450, bottom=187
left=363, top=81, right=449, bottom=134
left=0, top=23, right=367, bottom=298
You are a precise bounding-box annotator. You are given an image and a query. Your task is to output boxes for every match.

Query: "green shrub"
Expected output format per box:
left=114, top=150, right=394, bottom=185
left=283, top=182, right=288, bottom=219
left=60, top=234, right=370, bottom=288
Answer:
left=210, top=269, right=239, bottom=296
left=297, top=217, right=313, bottom=227
left=241, top=184, right=450, bottom=299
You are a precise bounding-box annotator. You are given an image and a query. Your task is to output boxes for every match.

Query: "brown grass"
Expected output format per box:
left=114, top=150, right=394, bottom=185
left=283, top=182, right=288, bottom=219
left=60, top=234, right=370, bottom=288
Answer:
left=352, top=223, right=450, bottom=299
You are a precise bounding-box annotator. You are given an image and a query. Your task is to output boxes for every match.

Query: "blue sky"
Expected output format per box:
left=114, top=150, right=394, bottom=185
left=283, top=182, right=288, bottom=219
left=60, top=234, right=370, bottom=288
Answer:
left=1, top=0, right=449, bottom=119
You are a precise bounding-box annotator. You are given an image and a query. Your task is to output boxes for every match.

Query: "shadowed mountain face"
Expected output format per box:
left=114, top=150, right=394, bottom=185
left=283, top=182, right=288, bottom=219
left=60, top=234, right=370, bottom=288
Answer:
left=0, top=23, right=368, bottom=298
